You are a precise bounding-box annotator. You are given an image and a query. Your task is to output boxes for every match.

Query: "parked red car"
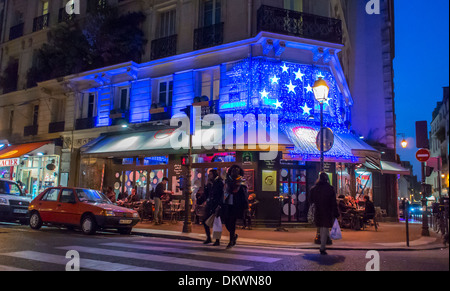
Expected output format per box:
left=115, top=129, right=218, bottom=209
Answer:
left=28, top=187, right=140, bottom=235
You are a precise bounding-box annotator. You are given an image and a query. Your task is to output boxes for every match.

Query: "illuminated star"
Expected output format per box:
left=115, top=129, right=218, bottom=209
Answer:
left=260, top=89, right=269, bottom=99
left=281, top=63, right=289, bottom=73
left=271, top=76, right=280, bottom=84
left=305, top=84, right=313, bottom=93
left=316, top=72, right=325, bottom=79
left=274, top=99, right=283, bottom=109
left=323, top=98, right=330, bottom=106
left=286, top=81, right=297, bottom=93
left=300, top=103, right=312, bottom=116
left=295, top=69, right=305, bottom=81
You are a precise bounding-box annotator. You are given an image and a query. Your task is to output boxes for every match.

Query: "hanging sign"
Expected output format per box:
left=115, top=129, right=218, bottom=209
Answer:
left=0, top=158, right=20, bottom=167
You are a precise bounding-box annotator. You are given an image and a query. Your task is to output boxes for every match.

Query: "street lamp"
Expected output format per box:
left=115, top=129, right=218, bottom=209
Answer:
left=397, top=133, right=408, bottom=149
left=313, top=78, right=330, bottom=172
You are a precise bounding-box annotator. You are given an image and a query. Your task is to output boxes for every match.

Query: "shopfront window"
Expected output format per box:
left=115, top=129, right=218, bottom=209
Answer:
left=191, top=152, right=236, bottom=163
left=18, top=155, right=60, bottom=199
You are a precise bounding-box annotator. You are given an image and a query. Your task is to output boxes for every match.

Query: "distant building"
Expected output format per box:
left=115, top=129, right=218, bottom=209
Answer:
left=427, top=87, right=449, bottom=198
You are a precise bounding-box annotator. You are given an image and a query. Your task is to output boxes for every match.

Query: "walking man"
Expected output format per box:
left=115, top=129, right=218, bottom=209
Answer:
left=310, top=172, right=339, bottom=255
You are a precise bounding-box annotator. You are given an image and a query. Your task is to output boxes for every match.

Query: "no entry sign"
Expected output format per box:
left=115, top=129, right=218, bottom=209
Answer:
left=416, top=148, right=431, bottom=162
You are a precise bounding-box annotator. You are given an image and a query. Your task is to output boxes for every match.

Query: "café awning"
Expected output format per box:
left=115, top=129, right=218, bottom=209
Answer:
left=380, top=161, right=411, bottom=175
left=82, top=126, right=292, bottom=157
left=0, top=141, right=51, bottom=160
left=282, top=123, right=380, bottom=163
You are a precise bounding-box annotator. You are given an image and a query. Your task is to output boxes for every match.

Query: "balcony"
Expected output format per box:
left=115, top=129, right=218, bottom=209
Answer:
left=75, top=117, right=96, bottom=130
left=150, top=105, right=172, bottom=121
left=9, top=23, right=24, bottom=40
left=257, top=5, right=342, bottom=44
left=151, top=35, right=177, bottom=60
left=33, top=13, right=50, bottom=32
left=194, top=22, right=224, bottom=50
left=24, top=125, right=38, bottom=137
left=110, top=109, right=130, bottom=126
left=48, top=121, right=66, bottom=134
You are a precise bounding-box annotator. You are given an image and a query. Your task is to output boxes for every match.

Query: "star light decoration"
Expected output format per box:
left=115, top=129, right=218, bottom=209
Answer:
left=220, top=57, right=348, bottom=132
left=300, top=103, right=312, bottom=116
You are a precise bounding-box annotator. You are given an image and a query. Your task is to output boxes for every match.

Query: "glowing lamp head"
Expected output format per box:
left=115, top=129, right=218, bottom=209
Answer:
left=401, top=139, right=408, bottom=149
left=313, top=78, right=330, bottom=103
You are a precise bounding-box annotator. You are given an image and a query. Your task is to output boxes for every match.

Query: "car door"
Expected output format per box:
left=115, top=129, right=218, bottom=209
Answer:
left=55, top=189, right=80, bottom=226
left=37, top=188, right=61, bottom=223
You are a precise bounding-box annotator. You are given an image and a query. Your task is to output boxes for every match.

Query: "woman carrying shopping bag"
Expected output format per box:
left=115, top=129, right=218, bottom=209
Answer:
left=310, top=172, right=340, bottom=255
left=202, top=169, right=224, bottom=246
left=223, top=165, right=249, bottom=249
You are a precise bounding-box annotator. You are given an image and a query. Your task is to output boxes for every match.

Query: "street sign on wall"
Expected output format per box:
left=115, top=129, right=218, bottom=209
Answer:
left=416, top=148, right=431, bottom=163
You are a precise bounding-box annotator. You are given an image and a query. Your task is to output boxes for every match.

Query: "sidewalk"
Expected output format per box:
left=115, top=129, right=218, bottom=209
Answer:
left=132, top=220, right=446, bottom=251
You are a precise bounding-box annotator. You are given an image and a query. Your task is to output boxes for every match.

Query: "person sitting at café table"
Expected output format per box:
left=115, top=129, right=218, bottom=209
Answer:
left=363, top=195, right=375, bottom=222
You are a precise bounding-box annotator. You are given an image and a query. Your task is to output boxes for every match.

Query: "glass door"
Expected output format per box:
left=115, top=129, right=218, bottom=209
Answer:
left=279, top=167, right=307, bottom=222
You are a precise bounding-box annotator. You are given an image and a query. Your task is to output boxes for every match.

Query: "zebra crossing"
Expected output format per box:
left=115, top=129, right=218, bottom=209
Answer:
left=0, top=237, right=309, bottom=271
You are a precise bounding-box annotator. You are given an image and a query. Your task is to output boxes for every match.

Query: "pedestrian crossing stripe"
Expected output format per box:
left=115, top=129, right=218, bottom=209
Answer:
left=101, top=242, right=281, bottom=263
left=56, top=245, right=252, bottom=271
left=133, top=238, right=308, bottom=256
left=0, top=238, right=311, bottom=271
left=2, top=251, right=161, bottom=271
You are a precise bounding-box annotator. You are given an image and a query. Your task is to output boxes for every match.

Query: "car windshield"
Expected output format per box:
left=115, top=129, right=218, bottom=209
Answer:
left=76, top=189, right=111, bottom=204
left=0, top=180, right=24, bottom=196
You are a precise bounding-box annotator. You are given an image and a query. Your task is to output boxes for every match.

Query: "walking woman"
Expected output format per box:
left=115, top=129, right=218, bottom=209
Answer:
left=310, top=172, right=339, bottom=255
left=202, top=169, right=224, bottom=246
left=223, top=165, right=249, bottom=249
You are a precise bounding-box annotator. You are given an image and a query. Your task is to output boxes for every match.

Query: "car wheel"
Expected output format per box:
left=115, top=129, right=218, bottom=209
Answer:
left=118, top=228, right=132, bottom=235
left=81, top=215, right=97, bottom=235
left=29, top=212, right=42, bottom=230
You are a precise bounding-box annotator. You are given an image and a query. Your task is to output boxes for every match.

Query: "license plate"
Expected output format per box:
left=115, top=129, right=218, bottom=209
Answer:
left=119, top=219, right=132, bottom=225
left=13, top=209, right=28, bottom=214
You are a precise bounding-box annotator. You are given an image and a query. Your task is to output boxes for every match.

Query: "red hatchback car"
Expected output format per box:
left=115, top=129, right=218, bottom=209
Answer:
left=28, top=187, right=140, bottom=235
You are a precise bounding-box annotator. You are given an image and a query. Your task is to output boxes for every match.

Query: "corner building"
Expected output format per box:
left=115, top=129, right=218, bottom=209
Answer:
left=0, top=0, right=407, bottom=225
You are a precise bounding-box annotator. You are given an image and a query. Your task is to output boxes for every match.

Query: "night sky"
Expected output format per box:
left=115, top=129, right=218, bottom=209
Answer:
left=394, top=0, right=449, bottom=179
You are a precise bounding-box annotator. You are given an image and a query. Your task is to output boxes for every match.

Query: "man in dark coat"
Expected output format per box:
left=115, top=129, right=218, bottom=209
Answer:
left=310, top=172, right=339, bottom=255
left=201, top=169, right=224, bottom=246
left=223, top=165, right=249, bottom=249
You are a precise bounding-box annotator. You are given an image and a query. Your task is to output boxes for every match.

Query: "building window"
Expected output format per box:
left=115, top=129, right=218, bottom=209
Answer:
left=32, top=105, right=39, bottom=126
left=42, top=1, right=49, bottom=15
left=201, top=0, right=221, bottom=26
left=284, top=0, right=303, bottom=12
left=158, top=80, right=173, bottom=107
left=157, top=9, right=176, bottom=38
left=80, top=93, right=96, bottom=119
left=115, top=87, right=130, bottom=111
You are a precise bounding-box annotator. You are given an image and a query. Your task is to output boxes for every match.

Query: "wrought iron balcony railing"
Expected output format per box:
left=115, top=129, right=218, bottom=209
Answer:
left=33, top=13, right=50, bottom=32
left=24, top=125, right=38, bottom=137
left=75, top=117, right=96, bottom=130
left=9, top=23, right=24, bottom=40
left=257, top=5, right=342, bottom=44
left=151, top=35, right=177, bottom=60
left=194, top=22, right=224, bottom=50
left=48, top=121, right=66, bottom=134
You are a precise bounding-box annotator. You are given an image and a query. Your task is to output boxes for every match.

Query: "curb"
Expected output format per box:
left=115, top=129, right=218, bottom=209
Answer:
left=131, top=228, right=447, bottom=251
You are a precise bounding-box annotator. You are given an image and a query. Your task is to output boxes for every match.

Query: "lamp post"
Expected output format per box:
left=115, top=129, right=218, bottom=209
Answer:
left=313, top=78, right=330, bottom=172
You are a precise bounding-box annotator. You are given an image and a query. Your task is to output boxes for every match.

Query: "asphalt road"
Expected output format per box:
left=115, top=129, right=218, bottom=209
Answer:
left=0, top=223, right=448, bottom=273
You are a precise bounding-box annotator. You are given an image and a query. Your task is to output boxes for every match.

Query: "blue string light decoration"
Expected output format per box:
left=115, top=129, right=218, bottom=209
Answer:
left=219, top=57, right=350, bottom=132
left=219, top=57, right=357, bottom=161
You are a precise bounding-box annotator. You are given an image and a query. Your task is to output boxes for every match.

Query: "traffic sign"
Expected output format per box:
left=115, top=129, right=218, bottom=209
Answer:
left=316, top=127, right=335, bottom=153
left=416, top=148, right=431, bottom=162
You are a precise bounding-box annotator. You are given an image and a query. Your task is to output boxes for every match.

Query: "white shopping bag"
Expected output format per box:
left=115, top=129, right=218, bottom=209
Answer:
left=212, top=216, right=222, bottom=240
left=330, top=218, right=342, bottom=240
